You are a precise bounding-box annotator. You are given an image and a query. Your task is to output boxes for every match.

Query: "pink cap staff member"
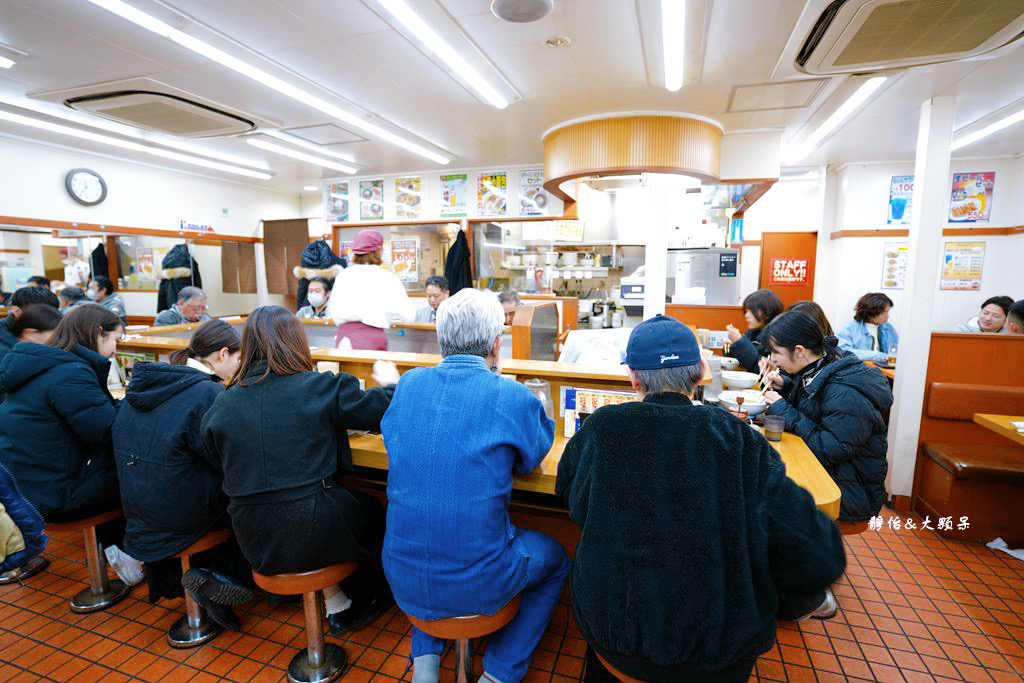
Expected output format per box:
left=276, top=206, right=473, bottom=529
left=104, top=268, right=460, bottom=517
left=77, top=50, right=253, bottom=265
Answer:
left=325, top=229, right=416, bottom=350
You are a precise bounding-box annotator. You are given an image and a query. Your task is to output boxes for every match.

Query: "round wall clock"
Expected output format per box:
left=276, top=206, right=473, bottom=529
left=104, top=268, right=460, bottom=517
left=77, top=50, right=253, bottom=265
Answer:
left=65, top=168, right=107, bottom=206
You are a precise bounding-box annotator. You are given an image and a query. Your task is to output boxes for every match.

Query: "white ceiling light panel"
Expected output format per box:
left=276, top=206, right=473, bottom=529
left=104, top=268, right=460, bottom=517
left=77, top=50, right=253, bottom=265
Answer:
left=81, top=0, right=451, bottom=164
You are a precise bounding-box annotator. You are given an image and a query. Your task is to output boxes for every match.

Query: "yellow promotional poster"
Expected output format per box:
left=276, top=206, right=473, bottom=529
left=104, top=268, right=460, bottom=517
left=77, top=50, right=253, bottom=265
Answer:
left=940, top=241, right=985, bottom=291
left=478, top=171, right=507, bottom=217
left=396, top=176, right=422, bottom=219
left=390, top=238, right=419, bottom=283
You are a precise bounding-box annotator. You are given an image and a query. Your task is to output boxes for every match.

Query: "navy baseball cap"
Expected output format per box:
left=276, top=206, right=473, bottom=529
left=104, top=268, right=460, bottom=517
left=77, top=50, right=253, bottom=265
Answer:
left=621, top=314, right=702, bottom=370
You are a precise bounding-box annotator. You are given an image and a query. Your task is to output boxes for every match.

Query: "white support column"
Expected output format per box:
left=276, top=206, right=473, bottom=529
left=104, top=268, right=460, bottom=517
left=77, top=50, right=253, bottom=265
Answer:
left=886, top=96, right=956, bottom=500
left=643, top=175, right=670, bottom=319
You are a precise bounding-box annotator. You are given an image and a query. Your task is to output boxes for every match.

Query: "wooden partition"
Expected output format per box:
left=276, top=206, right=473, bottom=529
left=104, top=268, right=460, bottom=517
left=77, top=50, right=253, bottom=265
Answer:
left=665, top=304, right=745, bottom=331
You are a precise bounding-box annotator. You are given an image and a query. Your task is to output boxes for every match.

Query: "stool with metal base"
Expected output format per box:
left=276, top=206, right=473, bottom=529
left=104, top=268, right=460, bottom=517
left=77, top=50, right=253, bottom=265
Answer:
left=46, top=509, right=130, bottom=613
left=593, top=650, right=646, bottom=683
left=0, top=555, right=50, bottom=585
left=168, top=528, right=233, bottom=648
left=405, top=595, right=521, bottom=683
left=252, top=562, right=357, bottom=683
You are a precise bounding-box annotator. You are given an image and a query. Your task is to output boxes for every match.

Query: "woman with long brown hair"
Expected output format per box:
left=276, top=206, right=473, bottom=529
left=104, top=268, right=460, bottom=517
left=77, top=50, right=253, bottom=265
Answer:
left=200, top=306, right=400, bottom=634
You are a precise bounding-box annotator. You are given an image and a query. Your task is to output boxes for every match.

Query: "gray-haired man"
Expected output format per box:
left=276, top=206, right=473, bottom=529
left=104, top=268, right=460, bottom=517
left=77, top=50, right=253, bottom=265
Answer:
left=154, top=287, right=212, bottom=326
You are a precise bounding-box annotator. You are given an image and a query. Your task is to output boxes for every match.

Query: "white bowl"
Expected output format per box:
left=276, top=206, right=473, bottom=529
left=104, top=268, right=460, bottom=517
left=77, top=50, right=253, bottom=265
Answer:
left=718, top=357, right=740, bottom=371
left=722, top=370, right=759, bottom=389
left=719, top=390, right=767, bottom=416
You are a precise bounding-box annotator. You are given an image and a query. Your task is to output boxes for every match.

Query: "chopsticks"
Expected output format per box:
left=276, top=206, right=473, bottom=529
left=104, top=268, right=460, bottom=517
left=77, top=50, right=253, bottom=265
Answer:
left=758, top=368, right=780, bottom=397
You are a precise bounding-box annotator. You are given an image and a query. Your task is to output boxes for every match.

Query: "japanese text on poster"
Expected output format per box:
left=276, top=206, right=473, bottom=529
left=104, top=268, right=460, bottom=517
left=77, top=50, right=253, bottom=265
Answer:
left=440, top=174, right=467, bottom=218
left=768, top=258, right=808, bottom=286
left=324, top=181, right=349, bottom=223
left=519, top=168, right=549, bottom=216
left=396, top=177, right=421, bottom=219
left=478, top=171, right=507, bottom=217
left=389, top=238, right=419, bottom=283
left=888, top=175, right=913, bottom=225
left=359, top=179, right=384, bottom=220
left=881, top=242, right=909, bottom=290
left=940, top=242, right=985, bottom=291
left=949, top=172, right=995, bottom=223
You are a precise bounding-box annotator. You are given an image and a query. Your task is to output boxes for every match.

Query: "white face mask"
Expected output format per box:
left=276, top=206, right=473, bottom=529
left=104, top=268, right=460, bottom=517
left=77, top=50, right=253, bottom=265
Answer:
left=85, top=289, right=98, bottom=300
left=307, top=291, right=326, bottom=308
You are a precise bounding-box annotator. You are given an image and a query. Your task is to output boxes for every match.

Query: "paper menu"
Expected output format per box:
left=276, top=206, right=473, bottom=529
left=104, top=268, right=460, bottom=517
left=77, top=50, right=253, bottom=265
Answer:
left=561, top=386, right=640, bottom=437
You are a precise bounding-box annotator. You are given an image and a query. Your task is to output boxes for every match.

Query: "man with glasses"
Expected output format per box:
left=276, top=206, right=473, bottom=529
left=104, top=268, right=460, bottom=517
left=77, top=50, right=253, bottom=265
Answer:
left=154, top=287, right=211, bottom=326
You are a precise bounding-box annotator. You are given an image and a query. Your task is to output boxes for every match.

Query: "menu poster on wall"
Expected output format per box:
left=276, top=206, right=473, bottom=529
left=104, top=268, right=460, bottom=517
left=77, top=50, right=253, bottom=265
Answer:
left=881, top=242, right=909, bottom=290
left=136, top=248, right=155, bottom=279
left=439, top=174, right=468, bottom=217
left=324, top=181, right=349, bottom=223
left=390, top=238, right=419, bottom=283
left=478, top=171, right=507, bottom=217
left=768, top=258, right=809, bottom=286
left=888, top=175, right=913, bottom=225
left=519, top=168, right=549, bottom=216
left=359, top=179, right=384, bottom=220
left=395, top=176, right=422, bottom=219
left=338, top=241, right=353, bottom=264
left=949, top=172, right=995, bottom=223
left=940, top=241, right=985, bottom=291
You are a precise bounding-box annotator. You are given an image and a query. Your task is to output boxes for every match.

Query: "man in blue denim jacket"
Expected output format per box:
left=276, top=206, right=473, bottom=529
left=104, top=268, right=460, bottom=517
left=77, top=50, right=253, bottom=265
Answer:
left=381, top=288, right=569, bottom=683
left=837, top=292, right=899, bottom=362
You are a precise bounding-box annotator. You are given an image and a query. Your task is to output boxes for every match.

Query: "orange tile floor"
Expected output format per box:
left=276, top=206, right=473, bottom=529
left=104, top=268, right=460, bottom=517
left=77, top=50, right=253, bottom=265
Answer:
left=2, top=512, right=1024, bottom=682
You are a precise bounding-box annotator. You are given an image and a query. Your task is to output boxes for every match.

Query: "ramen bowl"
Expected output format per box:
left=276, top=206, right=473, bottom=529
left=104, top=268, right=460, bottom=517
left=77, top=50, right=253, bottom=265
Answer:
left=722, top=370, right=759, bottom=389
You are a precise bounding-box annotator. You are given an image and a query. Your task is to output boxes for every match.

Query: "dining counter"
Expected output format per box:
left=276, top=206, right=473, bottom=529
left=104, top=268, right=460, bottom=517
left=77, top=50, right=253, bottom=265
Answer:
left=973, top=413, right=1024, bottom=447
left=347, top=429, right=841, bottom=520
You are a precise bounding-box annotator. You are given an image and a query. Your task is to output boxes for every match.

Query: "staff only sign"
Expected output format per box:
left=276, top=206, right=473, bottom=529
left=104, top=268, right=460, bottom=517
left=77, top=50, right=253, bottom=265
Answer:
left=769, top=258, right=809, bottom=286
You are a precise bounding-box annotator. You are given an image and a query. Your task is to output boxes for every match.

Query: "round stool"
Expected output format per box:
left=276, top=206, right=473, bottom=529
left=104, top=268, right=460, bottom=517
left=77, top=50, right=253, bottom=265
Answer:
left=405, top=596, right=521, bottom=683
left=47, top=509, right=130, bottom=613
left=168, top=528, right=233, bottom=648
left=594, top=651, right=646, bottom=683
left=253, top=562, right=358, bottom=683
left=0, top=555, right=50, bottom=585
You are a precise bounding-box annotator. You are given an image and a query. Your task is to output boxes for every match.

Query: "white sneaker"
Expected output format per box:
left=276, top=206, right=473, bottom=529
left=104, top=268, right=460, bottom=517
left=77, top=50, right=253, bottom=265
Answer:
left=799, top=588, right=838, bottom=621
left=103, top=545, right=145, bottom=586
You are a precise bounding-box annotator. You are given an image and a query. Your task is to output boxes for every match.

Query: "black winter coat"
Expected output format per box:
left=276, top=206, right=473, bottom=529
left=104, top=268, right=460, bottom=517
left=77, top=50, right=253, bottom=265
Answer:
left=0, top=316, right=18, bottom=362
left=157, top=244, right=202, bottom=314
left=728, top=327, right=767, bottom=373
left=556, top=393, right=845, bottom=677
left=444, top=230, right=472, bottom=295
left=0, top=343, right=119, bottom=518
left=294, top=240, right=346, bottom=310
left=112, top=362, right=228, bottom=562
left=766, top=352, right=893, bottom=521
left=201, top=364, right=394, bottom=498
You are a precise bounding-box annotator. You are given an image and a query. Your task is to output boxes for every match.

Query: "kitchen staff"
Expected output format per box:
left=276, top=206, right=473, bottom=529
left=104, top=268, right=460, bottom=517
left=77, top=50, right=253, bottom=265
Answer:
left=325, top=230, right=415, bottom=350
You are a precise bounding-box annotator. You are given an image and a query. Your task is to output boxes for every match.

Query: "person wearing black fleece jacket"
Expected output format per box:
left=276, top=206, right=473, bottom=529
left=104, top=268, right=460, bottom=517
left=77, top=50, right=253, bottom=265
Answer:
left=556, top=315, right=845, bottom=683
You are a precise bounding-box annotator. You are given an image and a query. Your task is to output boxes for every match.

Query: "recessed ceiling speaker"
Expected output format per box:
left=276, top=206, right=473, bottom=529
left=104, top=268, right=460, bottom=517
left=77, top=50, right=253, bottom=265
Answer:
left=491, top=0, right=553, bottom=23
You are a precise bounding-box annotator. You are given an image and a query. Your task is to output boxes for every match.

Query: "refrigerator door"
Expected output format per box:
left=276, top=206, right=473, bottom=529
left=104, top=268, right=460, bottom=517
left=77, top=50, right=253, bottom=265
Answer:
left=667, top=249, right=740, bottom=305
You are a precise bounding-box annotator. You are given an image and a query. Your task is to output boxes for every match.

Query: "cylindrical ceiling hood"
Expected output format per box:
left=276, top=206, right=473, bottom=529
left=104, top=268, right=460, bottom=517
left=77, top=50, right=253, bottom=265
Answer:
left=542, top=112, right=723, bottom=200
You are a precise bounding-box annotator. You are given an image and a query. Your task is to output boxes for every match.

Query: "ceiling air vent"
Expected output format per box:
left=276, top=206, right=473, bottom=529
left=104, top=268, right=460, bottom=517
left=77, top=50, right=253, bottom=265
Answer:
left=65, top=90, right=255, bottom=138
left=793, top=0, right=1024, bottom=75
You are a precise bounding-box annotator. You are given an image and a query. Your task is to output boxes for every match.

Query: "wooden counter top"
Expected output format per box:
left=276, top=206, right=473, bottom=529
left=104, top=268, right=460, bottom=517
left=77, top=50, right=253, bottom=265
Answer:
left=974, top=413, right=1024, bottom=447
left=348, top=429, right=840, bottom=520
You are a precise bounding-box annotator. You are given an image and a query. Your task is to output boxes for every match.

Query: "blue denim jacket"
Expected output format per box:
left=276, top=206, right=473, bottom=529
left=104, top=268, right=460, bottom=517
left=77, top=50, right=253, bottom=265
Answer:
left=381, top=354, right=554, bottom=619
left=837, top=320, right=898, bottom=362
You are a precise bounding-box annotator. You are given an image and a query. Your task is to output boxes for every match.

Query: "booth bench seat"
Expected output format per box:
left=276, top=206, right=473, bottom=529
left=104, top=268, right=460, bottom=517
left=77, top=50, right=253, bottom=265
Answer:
left=914, top=383, right=1024, bottom=546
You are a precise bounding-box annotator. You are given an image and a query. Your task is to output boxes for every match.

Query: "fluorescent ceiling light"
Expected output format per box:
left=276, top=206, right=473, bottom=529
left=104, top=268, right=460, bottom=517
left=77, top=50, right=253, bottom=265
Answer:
left=662, top=0, right=685, bottom=92
left=246, top=138, right=358, bottom=173
left=0, top=108, right=272, bottom=179
left=951, top=107, right=1024, bottom=151
left=264, top=130, right=357, bottom=164
left=370, top=0, right=509, bottom=109
left=785, top=76, right=887, bottom=163
left=0, top=56, right=14, bottom=69
left=82, top=0, right=450, bottom=164
left=303, top=185, right=319, bottom=192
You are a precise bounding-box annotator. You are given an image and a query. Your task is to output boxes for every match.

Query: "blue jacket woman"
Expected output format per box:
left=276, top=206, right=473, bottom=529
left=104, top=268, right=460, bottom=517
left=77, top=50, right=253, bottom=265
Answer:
left=837, top=292, right=898, bottom=362
left=763, top=312, right=893, bottom=521
left=0, top=460, right=47, bottom=575
left=0, top=306, right=124, bottom=520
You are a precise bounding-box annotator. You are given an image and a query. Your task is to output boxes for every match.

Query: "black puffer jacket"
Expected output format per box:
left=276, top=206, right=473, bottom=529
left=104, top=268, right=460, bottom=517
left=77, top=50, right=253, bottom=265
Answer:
left=0, top=343, right=119, bottom=518
left=112, top=362, right=227, bottom=562
left=293, top=239, right=345, bottom=310
left=766, top=352, right=893, bottom=521
left=728, top=327, right=767, bottom=373
left=0, top=316, right=18, bottom=364
left=157, top=244, right=202, bottom=314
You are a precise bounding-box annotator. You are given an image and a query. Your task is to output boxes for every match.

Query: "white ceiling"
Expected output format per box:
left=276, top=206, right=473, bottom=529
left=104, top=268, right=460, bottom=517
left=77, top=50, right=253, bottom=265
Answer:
left=1, top=0, right=1023, bottom=193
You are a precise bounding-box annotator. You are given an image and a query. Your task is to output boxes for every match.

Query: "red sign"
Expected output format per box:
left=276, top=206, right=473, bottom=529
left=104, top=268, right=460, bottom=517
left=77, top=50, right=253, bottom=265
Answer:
left=769, top=258, right=809, bottom=286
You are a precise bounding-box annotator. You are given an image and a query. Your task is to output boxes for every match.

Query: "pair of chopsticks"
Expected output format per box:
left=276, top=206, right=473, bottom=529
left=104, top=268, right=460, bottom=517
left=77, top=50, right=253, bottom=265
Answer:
left=758, top=368, right=780, bottom=397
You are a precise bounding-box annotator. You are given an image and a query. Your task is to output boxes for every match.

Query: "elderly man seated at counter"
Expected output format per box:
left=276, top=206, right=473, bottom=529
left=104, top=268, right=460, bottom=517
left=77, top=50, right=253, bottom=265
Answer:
left=556, top=314, right=845, bottom=683
left=498, top=289, right=521, bottom=326
left=413, top=275, right=449, bottom=323
left=154, top=287, right=212, bottom=326
left=381, top=288, right=569, bottom=683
